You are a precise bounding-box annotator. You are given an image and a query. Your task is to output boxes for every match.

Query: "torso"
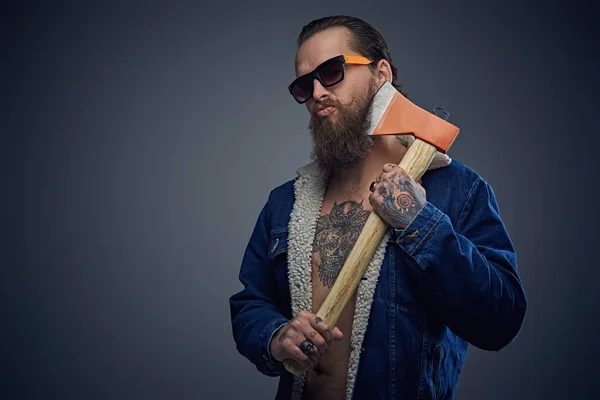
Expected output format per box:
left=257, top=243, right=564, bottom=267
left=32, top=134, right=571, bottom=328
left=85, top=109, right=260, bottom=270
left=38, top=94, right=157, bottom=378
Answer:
left=303, top=187, right=373, bottom=400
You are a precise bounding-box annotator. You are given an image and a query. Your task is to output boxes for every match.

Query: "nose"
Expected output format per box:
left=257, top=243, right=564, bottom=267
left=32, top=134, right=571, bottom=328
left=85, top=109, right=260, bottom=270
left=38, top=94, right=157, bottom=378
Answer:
left=312, top=78, right=329, bottom=101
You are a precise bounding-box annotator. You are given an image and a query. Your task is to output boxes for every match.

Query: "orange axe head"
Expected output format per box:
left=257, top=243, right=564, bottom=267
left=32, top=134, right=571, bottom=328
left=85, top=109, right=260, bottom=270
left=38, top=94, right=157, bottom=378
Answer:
left=366, top=82, right=460, bottom=154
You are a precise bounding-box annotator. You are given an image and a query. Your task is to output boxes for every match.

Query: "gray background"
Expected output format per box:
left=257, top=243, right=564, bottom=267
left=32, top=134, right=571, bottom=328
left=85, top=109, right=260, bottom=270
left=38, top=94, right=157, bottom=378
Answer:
left=4, top=0, right=599, bottom=399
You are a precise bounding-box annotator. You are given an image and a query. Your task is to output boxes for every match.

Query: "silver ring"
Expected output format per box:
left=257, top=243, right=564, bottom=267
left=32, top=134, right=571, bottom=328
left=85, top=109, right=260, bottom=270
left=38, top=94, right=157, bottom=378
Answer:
left=299, top=340, right=317, bottom=357
left=369, top=181, right=376, bottom=192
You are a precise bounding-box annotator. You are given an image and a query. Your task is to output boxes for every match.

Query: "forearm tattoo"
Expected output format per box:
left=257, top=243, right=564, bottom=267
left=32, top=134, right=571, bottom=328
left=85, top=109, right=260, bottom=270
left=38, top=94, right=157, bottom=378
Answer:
left=312, top=200, right=370, bottom=288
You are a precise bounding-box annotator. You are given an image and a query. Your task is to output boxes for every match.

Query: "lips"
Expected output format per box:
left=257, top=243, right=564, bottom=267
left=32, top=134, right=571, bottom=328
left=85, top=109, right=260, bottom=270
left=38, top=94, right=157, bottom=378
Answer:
left=317, top=106, right=335, bottom=116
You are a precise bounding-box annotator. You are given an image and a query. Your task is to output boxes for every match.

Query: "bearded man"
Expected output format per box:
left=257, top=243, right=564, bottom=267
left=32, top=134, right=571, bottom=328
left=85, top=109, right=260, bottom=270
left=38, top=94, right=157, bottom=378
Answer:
left=229, top=15, right=527, bottom=400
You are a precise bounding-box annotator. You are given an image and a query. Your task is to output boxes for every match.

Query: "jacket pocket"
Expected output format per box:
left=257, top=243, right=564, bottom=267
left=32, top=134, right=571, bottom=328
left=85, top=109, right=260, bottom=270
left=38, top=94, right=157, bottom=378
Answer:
left=268, top=228, right=289, bottom=260
left=267, top=228, right=291, bottom=312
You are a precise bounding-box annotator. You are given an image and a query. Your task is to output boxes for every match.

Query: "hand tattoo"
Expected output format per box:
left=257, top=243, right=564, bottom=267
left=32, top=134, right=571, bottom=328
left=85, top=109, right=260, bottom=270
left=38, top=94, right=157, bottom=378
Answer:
left=278, top=326, right=288, bottom=342
left=379, top=175, right=425, bottom=230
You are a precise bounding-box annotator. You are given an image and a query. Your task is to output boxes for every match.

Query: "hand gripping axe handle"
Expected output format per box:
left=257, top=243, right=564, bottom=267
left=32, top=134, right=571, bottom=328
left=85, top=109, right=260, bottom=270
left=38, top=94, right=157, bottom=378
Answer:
left=283, top=82, right=460, bottom=377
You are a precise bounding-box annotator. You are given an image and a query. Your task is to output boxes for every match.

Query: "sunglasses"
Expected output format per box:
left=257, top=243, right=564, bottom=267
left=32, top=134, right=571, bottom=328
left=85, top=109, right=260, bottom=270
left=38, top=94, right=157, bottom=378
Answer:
left=288, top=54, right=375, bottom=104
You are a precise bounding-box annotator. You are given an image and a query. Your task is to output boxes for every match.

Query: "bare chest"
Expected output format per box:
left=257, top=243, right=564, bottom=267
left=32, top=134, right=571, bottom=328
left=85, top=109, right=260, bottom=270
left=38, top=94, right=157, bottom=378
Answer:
left=310, top=191, right=372, bottom=303
left=306, top=192, right=372, bottom=394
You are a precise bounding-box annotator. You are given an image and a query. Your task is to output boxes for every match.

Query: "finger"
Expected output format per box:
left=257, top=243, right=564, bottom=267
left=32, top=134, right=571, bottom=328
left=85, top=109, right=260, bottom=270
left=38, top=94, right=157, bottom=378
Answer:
left=376, top=181, right=394, bottom=198
left=298, top=338, right=321, bottom=365
left=332, top=327, right=344, bottom=341
left=290, top=344, right=315, bottom=370
left=302, top=327, right=329, bottom=356
left=311, top=316, right=335, bottom=344
left=368, top=193, right=380, bottom=213
left=383, top=166, right=413, bottom=187
left=311, top=316, right=345, bottom=345
left=382, top=163, right=399, bottom=172
left=382, top=171, right=402, bottom=187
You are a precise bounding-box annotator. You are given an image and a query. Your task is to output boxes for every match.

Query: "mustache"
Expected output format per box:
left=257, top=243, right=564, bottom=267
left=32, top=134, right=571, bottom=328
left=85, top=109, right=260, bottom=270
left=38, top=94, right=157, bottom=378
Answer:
left=316, top=94, right=365, bottom=110
left=314, top=99, right=338, bottom=109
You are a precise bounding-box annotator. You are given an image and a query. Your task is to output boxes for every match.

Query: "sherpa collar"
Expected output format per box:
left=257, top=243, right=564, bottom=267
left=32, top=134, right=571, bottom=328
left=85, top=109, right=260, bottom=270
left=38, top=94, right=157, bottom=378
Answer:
left=286, top=143, right=451, bottom=399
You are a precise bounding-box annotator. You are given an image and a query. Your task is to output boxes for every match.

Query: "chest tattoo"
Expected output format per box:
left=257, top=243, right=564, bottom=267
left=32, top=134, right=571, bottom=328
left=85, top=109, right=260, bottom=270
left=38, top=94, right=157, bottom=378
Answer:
left=312, top=200, right=370, bottom=288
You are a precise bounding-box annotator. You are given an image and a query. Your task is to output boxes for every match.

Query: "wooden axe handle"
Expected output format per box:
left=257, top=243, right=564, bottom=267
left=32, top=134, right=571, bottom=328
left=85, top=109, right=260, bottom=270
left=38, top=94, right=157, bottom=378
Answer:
left=283, top=137, right=438, bottom=377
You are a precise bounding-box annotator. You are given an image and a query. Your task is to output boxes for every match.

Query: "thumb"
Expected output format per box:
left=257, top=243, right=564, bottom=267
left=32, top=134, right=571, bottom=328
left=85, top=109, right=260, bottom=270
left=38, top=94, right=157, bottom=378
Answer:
left=332, top=327, right=344, bottom=341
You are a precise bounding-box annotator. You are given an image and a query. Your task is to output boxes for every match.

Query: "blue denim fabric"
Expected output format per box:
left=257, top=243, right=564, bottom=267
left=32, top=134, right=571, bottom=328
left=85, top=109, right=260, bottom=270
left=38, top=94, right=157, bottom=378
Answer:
left=229, top=159, right=527, bottom=399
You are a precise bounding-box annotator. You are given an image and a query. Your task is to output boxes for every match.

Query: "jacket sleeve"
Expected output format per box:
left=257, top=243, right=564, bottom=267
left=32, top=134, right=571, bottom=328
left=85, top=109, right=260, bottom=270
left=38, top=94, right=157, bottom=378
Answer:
left=229, top=199, right=290, bottom=376
left=393, top=177, right=527, bottom=351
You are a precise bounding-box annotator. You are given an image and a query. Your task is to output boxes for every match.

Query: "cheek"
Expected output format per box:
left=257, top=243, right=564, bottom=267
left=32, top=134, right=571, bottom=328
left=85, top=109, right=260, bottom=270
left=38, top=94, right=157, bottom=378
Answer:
left=337, top=84, right=357, bottom=102
left=332, top=76, right=359, bottom=100
left=337, top=80, right=371, bottom=107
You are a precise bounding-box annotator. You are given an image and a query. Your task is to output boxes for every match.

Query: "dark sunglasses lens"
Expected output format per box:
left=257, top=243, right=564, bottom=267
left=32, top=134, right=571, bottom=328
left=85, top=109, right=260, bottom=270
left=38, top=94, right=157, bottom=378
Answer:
left=318, top=59, right=344, bottom=86
left=291, top=77, right=312, bottom=102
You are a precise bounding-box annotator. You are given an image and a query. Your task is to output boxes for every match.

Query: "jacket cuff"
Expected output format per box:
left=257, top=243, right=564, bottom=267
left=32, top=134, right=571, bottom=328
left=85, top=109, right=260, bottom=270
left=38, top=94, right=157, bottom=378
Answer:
left=392, top=201, right=445, bottom=262
left=259, top=319, right=289, bottom=375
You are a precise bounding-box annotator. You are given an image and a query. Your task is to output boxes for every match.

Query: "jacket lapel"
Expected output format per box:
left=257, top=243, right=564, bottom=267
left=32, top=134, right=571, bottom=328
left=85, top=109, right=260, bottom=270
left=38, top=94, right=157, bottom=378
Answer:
left=285, top=161, right=391, bottom=399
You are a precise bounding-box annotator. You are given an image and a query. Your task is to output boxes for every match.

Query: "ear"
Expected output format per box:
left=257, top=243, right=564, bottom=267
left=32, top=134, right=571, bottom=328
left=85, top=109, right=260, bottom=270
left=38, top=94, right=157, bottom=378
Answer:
left=375, top=59, right=393, bottom=85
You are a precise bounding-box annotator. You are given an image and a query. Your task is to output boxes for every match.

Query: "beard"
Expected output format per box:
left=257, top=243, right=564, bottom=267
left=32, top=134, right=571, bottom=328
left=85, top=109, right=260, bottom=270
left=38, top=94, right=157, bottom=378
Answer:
left=308, top=80, right=379, bottom=170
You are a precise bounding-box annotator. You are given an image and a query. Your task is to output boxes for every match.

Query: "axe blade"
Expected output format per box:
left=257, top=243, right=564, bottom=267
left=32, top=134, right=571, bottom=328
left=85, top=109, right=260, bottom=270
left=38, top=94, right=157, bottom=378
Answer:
left=366, top=82, right=460, bottom=154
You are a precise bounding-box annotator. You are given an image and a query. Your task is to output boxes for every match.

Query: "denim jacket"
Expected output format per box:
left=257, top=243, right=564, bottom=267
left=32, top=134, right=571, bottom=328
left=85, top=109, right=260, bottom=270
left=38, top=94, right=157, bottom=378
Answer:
left=229, top=158, right=527, bottom=400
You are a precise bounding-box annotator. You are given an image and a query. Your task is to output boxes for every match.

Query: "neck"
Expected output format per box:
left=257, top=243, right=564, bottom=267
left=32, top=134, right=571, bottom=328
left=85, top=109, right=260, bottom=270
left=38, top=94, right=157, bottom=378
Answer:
left=326, top=136, right=408, bottom=194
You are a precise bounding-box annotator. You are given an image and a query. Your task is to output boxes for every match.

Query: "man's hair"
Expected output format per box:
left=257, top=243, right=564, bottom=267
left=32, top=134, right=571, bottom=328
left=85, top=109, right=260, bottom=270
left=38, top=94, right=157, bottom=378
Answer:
left=297, top=15, right=407, bottom=97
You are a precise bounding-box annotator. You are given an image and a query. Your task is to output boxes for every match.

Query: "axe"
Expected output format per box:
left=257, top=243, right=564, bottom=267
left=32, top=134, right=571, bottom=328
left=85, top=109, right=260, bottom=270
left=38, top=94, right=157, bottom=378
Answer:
left=283, top=81, right=460, bottom=377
